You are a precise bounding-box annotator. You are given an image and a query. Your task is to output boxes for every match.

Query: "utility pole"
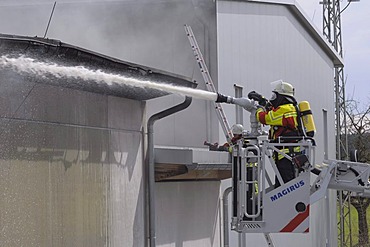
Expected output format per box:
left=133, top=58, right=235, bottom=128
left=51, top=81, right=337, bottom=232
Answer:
left=321, top=1, right=358, bottom=246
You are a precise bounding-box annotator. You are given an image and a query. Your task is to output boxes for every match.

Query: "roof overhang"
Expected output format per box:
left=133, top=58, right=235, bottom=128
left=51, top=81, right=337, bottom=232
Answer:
left=155, top=146, right=231, bottom=181
left=0, top=33, right=197, bottom=101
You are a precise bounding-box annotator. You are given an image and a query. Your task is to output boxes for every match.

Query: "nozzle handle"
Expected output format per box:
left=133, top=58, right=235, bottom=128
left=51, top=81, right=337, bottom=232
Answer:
left=248, top=91, right=269, bottom=107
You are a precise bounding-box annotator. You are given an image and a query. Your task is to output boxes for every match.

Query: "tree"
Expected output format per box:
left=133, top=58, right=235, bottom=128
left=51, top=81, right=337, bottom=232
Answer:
left=345, top=98, right=370, bottom=247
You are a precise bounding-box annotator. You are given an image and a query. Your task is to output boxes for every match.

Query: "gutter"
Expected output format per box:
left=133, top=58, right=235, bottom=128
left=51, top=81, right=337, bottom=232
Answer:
left=146, top=96, right=192, bottom=247
left=223, top=187, right=233, bottom=247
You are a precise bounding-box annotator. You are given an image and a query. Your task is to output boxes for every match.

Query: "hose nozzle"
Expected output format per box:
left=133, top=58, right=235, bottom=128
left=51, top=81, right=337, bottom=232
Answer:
left=215, top=93, right=230, bottom=103
left=215, top=93, right=257, bottom=112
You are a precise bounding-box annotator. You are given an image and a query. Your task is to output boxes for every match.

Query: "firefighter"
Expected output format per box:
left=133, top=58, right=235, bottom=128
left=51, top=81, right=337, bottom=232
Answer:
left=224, top=124, right=244, bottom=149
left=219, top=124, right=244, bottom=152
left=204, top=124, right=244, bottom=152
left=251, top=80, right=303, bottom=188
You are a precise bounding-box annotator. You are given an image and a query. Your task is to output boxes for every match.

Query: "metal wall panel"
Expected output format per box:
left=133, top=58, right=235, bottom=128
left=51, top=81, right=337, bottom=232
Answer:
left=217, top=1, right=337, bottom=247
left=155, top=181, right=221, bottom=246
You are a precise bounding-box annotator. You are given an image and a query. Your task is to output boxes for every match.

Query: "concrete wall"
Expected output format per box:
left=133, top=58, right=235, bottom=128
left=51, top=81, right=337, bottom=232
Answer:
left=0, top=79, right=223, bottom=247
left=0, top=76, right=146, bottom=246
left=217, top=1, right=337, bottom=246
left=0, top=2, right=222, bottom=247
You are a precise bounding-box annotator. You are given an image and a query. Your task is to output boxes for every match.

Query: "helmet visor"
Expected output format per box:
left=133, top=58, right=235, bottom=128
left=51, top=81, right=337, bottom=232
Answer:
left=270, top=92, right=277, bottom=101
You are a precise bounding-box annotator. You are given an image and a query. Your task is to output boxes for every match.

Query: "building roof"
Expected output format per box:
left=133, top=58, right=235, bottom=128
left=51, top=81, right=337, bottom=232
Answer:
left=0, top=33, right=197, bottom=101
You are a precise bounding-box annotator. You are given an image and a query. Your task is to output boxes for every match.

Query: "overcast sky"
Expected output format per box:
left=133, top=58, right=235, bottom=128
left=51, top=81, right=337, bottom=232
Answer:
left=297, top=0, right=370, bottom=106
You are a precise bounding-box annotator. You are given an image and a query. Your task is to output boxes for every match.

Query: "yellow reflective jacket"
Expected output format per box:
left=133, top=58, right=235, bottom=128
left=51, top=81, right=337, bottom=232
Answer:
left=256, top=104, right=299, bottom=139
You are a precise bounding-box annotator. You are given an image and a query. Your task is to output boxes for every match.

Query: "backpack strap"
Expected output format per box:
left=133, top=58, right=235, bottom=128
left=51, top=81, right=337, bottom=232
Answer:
left=293, top=104, right=306, bottom=137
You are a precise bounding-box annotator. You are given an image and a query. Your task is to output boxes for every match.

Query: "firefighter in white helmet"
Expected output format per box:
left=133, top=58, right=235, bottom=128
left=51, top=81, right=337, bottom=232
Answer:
left=205, top=124, right=244, bottom=152
left=230, top=124, right=243, bottom=141
left=251, top=80, right=303, bottom=188
left=220, top=124, right=244, bottom=152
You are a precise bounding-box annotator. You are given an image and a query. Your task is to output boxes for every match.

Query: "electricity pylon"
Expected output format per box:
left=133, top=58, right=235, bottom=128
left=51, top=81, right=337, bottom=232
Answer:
left=321, top=1, right=352, bottom=246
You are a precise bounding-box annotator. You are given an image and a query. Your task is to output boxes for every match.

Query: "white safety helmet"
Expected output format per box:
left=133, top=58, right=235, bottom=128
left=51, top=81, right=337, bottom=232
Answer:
left=231, top=124, right=244, bottom=135
left=271, top=80, right=295, bottom=97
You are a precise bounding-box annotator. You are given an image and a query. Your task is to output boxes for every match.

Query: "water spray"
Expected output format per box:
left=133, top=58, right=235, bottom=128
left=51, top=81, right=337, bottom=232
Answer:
left=0, top=55, right=218, bottom=102
left=0, top=55, right=263, bottom=135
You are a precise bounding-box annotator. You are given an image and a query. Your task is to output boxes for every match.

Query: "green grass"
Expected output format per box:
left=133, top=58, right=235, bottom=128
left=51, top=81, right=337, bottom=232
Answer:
left=337, top=202, right=370, bottom=246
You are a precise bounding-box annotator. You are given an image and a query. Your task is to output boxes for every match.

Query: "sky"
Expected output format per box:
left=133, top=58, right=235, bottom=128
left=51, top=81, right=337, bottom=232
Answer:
left=297, top=0, right=370, bottom=106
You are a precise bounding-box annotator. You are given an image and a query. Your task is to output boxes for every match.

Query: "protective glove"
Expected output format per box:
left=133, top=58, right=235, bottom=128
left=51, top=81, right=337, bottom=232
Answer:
left=248, top=91, right=269, bottom=107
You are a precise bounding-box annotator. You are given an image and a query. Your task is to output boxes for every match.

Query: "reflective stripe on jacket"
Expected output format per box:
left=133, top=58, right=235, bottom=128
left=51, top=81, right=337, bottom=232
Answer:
left=256, top=104, right=299, bottom=139
left=275, top=146, right=301, bottom=160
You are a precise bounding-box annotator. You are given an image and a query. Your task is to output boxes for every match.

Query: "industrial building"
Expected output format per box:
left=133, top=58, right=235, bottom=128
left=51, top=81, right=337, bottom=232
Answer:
left=0, top=0, right=344, bottom=246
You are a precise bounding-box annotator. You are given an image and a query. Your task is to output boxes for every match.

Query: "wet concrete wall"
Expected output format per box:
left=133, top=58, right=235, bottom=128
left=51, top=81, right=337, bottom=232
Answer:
left=0, top=78, right=146, bottom=246
left=0, top=77, right=222, bottom=247
left=0, top=1, right=223, bottom=247
left=0, top=1, right=222, bottom=246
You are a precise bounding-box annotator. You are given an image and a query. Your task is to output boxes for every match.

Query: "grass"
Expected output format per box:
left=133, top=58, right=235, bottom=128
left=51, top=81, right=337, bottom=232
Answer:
left=337, top=202, right=370, bottom=246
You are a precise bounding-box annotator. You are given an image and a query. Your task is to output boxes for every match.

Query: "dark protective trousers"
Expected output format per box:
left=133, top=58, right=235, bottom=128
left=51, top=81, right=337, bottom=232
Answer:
left=274, top=157, right=296, bottom=188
